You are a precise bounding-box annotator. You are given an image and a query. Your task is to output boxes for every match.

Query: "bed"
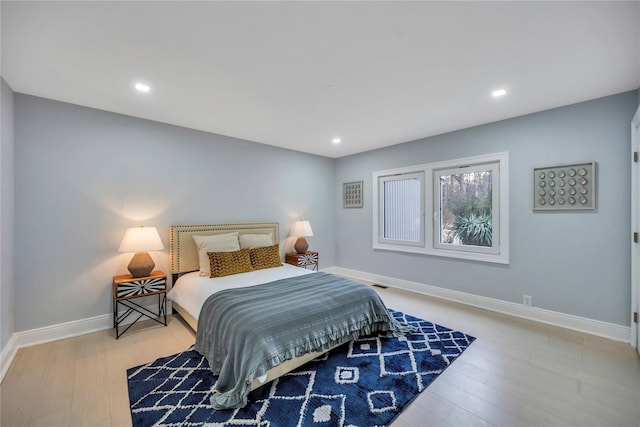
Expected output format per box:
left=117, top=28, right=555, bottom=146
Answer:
left=168, top=222, right=284, bottom=330
left=167, top=222, right=412, bottom=409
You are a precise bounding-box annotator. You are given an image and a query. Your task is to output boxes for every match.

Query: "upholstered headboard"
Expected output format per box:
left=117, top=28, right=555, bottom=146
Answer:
left=169, top=222, right=279, bottom=275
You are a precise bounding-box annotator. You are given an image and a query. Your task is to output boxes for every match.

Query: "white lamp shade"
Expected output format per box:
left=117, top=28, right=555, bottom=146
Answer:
left=291, top=220, right=314, bottom=237
left=118, top=226, right=164, bottom=253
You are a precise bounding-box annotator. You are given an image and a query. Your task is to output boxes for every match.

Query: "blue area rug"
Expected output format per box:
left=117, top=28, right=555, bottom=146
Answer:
left=127, top=310, right=475, bottom=426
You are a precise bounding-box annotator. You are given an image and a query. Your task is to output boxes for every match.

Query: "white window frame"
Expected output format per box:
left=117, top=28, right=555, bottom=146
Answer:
left=372, top=152, right=509, bottom=264
left=377, top=170, right=425, bottom=248
left=433, top=161, right=500, bottom=255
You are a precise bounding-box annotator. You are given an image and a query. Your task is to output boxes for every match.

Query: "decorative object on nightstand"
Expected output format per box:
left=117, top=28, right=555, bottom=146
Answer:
left=118, top=226, right=164, bottom=278
left=285, top=251, right=319, bottom=271
left=113, top=270, right=167, bottom=339
left=290, top=220, right=314, bottom=254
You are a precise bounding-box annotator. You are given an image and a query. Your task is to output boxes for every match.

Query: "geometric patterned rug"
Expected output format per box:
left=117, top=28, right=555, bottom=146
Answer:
left=127, top=309, right=475, bottom=427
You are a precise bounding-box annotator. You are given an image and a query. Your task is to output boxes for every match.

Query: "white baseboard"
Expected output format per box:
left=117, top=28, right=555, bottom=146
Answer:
left=326, top=266, right=631, bottom=343
left=13, top=313, right=114, bottom=349
left=0, top=334, right=18, bottom=383
left=1, top=313, right=113, bottom=383
left=0, top=303, right=166, bottom=383
left=1, top=268, right=632, bottom=383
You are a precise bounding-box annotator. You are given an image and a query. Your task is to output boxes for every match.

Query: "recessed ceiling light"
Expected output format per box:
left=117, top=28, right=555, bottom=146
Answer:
left=332, top=138, right=342, bottom=144
left=135, top=82, right=150, bottom=93
left=492, top=89, right=507, bottom=97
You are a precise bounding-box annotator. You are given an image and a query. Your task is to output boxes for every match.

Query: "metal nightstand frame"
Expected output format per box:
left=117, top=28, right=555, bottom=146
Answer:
left=113, top=272, right=167, bottom=338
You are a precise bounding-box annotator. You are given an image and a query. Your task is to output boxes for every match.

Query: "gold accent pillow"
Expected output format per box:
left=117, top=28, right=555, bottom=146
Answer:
left=250, top=244, right=283, bottom=270
left=208, top=248, right=254, bottom=278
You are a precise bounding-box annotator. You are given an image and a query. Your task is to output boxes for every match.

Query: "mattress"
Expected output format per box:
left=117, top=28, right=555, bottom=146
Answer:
left=166, top=263, right=314, bottom=321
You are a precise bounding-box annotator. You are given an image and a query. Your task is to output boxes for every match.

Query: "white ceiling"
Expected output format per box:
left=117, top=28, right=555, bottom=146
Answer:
left=2, top=1, right=639, bottom=158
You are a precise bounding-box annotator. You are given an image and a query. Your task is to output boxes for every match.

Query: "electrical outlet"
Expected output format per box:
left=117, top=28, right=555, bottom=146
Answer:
left=523, top=295, right=532, bottom=306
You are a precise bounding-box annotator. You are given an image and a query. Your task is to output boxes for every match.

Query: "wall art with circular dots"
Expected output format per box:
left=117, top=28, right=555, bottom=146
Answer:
left=343, top=180, right=363, bottom=208
left=533, top=162, right=596, bottom=211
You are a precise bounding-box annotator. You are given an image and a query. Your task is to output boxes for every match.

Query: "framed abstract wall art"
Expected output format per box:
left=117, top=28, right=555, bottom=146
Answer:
left=343, top=180, right=363, bottom=208
left=533, top=161, right=596, bottom=211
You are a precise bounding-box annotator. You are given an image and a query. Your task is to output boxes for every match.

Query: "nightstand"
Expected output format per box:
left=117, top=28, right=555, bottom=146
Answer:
left=113, top=270, right=167, bottom=339
left=285, top=251, right=319, bottom=271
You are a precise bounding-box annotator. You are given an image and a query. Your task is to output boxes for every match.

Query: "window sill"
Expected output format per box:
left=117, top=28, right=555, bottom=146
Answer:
left=372, top=243, right=509, bottom=265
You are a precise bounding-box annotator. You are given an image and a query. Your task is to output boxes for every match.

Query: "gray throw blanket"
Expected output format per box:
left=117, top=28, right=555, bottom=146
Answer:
left=194, top=272, right=414, bottom=409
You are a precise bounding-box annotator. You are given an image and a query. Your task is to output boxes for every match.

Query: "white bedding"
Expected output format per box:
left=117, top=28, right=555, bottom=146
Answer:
left=167, top=264, right=315, bottom=321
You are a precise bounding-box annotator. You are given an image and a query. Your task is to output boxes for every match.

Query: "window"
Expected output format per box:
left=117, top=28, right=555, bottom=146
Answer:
left=434, top=162, right=499, bottom=255
left=378, top=171, right=424, bottom=247
left=373, top=152, right=509, bottom=264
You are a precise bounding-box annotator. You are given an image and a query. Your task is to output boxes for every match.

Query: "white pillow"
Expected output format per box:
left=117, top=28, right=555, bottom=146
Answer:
left=192, top=232, right=240, bottom=276
left=239, top=232, right=274, bottom=249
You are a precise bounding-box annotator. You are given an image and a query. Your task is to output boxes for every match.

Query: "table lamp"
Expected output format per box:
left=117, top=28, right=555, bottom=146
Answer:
left=291, top=220, right=314, bottom=254
left=118, top=226, right=164, bottom=278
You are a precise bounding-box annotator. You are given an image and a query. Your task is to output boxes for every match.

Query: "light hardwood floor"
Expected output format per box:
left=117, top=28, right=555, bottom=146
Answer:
left=1, top=284, right=639, bottom=427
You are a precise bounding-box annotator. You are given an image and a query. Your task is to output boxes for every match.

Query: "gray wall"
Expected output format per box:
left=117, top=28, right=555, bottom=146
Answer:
left=335, top=91, right=639, bottom=327
left=10, top=89, right=640, bottom=333
left=1, top=78, right=15, bottom=351
left=14, top=94, right=336, bottom=332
